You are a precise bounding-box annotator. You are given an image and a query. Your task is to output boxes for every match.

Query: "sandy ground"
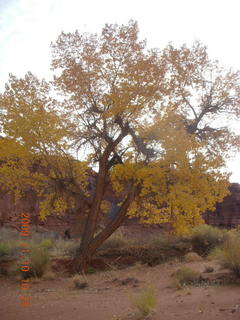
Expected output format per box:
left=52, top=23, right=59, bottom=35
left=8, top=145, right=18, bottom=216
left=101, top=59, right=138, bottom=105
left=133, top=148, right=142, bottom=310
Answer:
left=1, top=260, right=240, bottom=320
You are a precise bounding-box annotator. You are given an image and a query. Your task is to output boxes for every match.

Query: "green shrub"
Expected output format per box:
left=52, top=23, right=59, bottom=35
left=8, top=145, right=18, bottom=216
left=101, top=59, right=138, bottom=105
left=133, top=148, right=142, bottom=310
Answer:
left=30, top=246, right=49, bottom=277
left=40, top=239, right=53, bottom=250
left=209, top=236, right=240, bottom=278
left=133, top=287, right=157, bottom=317
left=0, top=241, right=19, bottom=258
left=174, top=267, right=200, bottom=287
left=0, top=242, right=11, bottom=257
left=191, top=224, right=228, bottom=255
left=11, top=246, right=49, bottom=279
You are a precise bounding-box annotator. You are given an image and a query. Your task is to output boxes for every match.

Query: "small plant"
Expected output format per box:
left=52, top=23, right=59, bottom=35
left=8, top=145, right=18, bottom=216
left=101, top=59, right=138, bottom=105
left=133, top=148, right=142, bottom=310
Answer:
left=72, top=275, right=88, bottom=289
left=99, top=231, right=129, bottom=250
left=87, top=266, right=96, bottom=274
left=174, top=267, right=200, bottom=288
left=209, top=236, right=240, bottom=278
left=29, top=246, right=49, bottom=278
left=51, top=239, right=78, bottom=257
left=191, top=224, right=228, bottom=255
left=0, top=241, right=19, bottom=258
left=133, top=287, right=157, bottom=317
left=0, top=242, right=11, bottom=257
left=11, top=246, right=50, bottom=279
left=40, top=239, right=53, bottom=250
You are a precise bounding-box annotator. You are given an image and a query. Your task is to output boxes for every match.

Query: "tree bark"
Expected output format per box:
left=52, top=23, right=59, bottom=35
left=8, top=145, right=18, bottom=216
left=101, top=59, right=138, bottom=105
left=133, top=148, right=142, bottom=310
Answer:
left=72, top=185, right=139, bottom=273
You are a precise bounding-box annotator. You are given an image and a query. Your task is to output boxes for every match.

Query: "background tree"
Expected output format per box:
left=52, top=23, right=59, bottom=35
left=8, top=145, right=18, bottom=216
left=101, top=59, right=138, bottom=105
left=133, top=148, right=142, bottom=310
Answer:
left=0, top=21, right=239, bottom=272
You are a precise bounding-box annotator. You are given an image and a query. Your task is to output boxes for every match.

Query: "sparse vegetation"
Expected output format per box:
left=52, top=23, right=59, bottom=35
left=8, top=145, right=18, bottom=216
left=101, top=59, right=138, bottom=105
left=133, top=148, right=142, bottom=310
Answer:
left=0, top=242, right=11, bottom=257
left=99, top=231, right=130, bottom=251
left=0, top=241, right=19, bottom=258
left=174, top=267, right=201, bottom=288
left=132, top=287, right=157, bottom=318
left=72, top=275, right=88, bottom=289
left=11, top=245, right=49, bottom=279
left=191, top=224, right=228, bottom=255
left=51, top=239, right=78, bottom=257
left=27, top=246, right=50, bottom=278
left=209, top=236, right=240, bottom=278
left=40, top=239, right=53, bottom=250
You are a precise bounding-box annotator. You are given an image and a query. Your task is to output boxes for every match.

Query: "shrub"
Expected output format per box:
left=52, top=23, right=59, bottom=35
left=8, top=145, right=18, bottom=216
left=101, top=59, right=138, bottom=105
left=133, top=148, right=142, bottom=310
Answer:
left=150, top=234, right=173, bottom=249
left=51, top=239, right=79, bottom=257
left=29, top=246, right=50, bottom=278
left=40, top=239, right=53, bottom=250
left=227, top=227, right=240, bottom=240
left=99, top=231, right=129, bottom=250
left=0, top=241, right=19, bottom=258
left=11, top=246, right=49, bottom=279
left=174, top=267, right=200, bottom=287
left=133, top=287, right=157, bottom=317
left=72, top=275, right=88, bottom=289
left=0, top=242, right=11, bottom=257
left=209, top=236, right=240, bottom=278
left=191, top=224, right=228, bottom=255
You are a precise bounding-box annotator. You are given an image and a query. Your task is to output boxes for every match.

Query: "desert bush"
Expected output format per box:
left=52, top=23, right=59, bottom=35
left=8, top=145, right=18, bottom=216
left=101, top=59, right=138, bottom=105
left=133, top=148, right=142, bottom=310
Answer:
left=174, top=267, right=200, bottom=287
left=72, top=275, right=88, bottom=289
left=11, top=246, right=49, bottom=279
left=40, top=239, right=53, bottom=250
left=209, top=236, right=240, bottom=278
left=51, top=239, right=78, bottom=257
left=191, top=224, right=228, bottom=255
left=0, top=241, right=20, bottom=258
left=227, top=226, right=240, bottom=240
left=150, top=234, right=174, bottom=249
left=28, top=246, right=49, bottom=278
left=133, top=287, right=157, bottom=317
left=99, top=231, right=130, bottom=250
left=0, top=242, right=11, bottom=257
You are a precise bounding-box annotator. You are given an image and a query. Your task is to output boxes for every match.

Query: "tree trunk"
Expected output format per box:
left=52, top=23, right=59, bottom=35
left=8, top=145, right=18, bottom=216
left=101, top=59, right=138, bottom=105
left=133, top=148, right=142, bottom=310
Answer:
left=72, top=185, right=139, bottom=273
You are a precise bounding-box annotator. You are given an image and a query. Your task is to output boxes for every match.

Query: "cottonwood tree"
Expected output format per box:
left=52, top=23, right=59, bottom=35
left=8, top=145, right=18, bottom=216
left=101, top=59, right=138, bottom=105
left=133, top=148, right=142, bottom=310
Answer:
left=0, top=21, right=240, bottom=272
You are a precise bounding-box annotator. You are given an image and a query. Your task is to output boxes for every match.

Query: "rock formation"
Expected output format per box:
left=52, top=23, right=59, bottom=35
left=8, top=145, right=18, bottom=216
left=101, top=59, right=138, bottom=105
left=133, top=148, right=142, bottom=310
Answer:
left=203, top=183, right=240, bottom=228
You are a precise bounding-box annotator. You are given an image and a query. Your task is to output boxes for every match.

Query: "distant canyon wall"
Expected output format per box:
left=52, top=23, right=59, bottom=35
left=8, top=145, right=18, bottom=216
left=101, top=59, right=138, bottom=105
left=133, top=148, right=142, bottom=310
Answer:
left=1, top=183, right=240, bottom=233
left=203, top=183, right=240, bottom=228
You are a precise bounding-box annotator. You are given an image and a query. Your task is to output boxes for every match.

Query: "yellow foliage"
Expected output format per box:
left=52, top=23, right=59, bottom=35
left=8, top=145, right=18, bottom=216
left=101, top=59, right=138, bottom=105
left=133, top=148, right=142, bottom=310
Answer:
left=0, top=21, right=238, bottom=237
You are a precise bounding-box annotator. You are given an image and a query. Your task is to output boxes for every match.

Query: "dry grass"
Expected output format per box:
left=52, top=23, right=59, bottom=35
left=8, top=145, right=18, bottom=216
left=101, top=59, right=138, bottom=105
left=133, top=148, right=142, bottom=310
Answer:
left=174, top=267, right=201, bottom=288
left=191, top=224, right=228, bottom=255
left=209, top=236, right=240, bottom=278
left=132, top=287, right=157, bottom=318
left=71, top=274, right=88, bottom=289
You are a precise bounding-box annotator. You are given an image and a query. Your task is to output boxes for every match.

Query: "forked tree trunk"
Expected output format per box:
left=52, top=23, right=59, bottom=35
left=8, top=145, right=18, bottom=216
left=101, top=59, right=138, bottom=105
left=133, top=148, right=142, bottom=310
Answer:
left=72, top=185, right=139, bottom=273
left=72, top=150, right=110, bottom=273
